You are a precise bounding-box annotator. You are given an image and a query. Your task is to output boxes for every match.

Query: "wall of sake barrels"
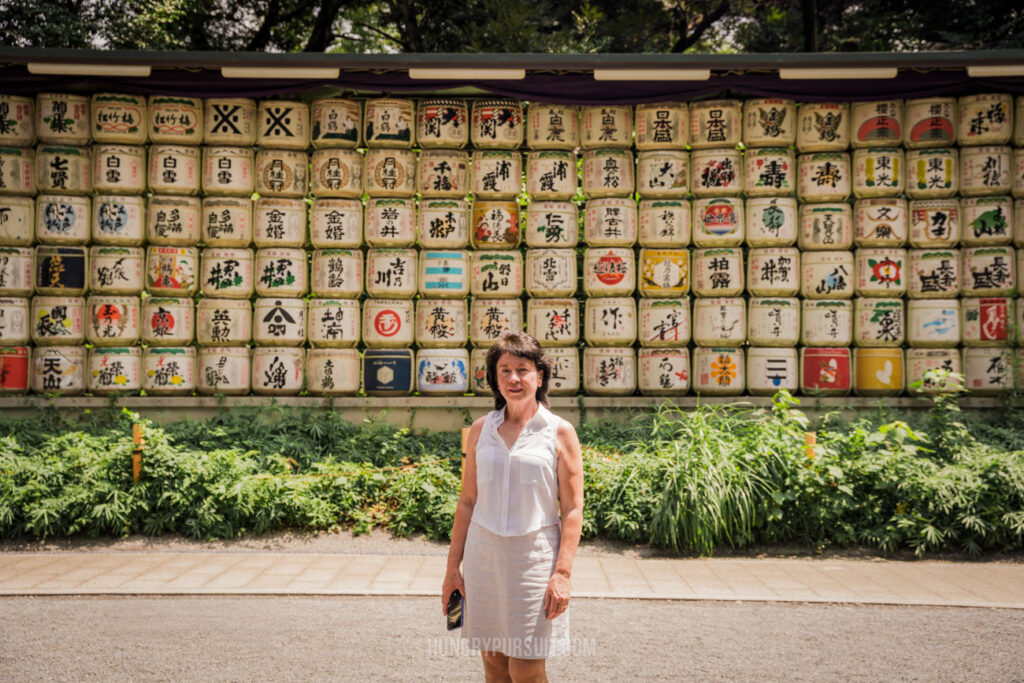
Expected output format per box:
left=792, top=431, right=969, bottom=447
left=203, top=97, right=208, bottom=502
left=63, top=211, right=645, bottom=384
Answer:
left=3, top=90, right=1024, bottom=399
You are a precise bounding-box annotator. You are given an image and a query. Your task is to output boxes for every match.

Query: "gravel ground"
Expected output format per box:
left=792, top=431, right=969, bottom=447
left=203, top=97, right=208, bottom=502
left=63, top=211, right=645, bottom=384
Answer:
left=1, top=596, right=1021, bottom=682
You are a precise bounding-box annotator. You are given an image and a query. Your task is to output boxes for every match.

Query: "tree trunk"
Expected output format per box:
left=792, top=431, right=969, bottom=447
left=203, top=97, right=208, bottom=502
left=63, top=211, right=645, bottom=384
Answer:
left=802, top=0, right=818, bottom=52
left=304, top=0, right=346, bottom=52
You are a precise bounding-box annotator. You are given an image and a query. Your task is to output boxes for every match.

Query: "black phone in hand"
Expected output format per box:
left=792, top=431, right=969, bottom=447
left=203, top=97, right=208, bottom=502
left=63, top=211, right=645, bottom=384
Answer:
left=446, top=589, right=463, bottom=630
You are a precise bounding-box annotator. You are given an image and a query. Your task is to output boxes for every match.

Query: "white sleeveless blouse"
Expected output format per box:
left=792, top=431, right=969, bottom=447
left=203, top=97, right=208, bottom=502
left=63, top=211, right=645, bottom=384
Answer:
left=471, top=403, right=563, bottom=537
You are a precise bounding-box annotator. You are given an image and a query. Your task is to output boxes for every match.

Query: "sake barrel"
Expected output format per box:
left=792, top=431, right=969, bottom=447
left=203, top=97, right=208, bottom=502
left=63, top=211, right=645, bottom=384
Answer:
left=691, top=148, right=742, bottom=197
left=36, top=145, right=90, bottom=196
left=1016, top=96, right=1024, bottom=148
left=252, top=297, right=306, bottom=347
left=197, top=346, right=250, bottom=396
left=311, top=98, right=362, bottom=149
left=91, top=194, right=144, bottom=246
left=693, top=297, right=745, bottom=348
left=471, top=100, right=524, bottom=150
left=526, top=298, right=578, bottom=347
left=471, top=250, right=523, bottom=298
left=798, top=153, right=851, bottom=202
left=89, top=245, right=143, bottom=295
left=416, top=348, right=469, bottom=396
left=0, top=346, right=30, bottom=394
left=469, top=298, right=522, bottom=348
left=86, top=295, right=139, bottom=347
left=802, top=250, right=855, bottom=300
left=746, top=346, right=798, bottom=396
left=35, top=194, right=89, bottom=244
left=145, top=245, right=198, bottom=297
left=546, top=346, right=579, bottom=396
left=581, top=105, right=633, bottom=149
left=36, top=94, right=90, bottom=145
left=418, top=149, right=468, bottom=199
left=584, top=296, right=636, bottom=347
left=146, top=195, right=200, bottom=246
left=796, top=102, right=850, bottom=152
left=202, top=146, right=255, bottom=197
left=201, top=197, right=252, bottom=248
left=362, top=298, right=415, bottom=348
left=0, top=147, right=35, bottom=196
left=35, top=245, right=87, bottom=295
left=0, top=95, right=35, bottom=147
left=742, top=98, right=796, bottom=147
left=908, top=249, right=960, bottom=298
left=906, top=299, right=960, bottom=348
left=1020, top=251, right=1024, bottom=295
left=961, top=296, right=1013, bottom=347
left=148, top=95, right=202, bottom=144
left=747, top=297, right=800, bottom=347
left=311, top=248, right=363, bottom=298
left=415, top=298, right=468, bottom=348
left=689, top=100, right=741, bottom=150
left=639, top=298, right=690, bottom=347
left=582, top=347, right=636, bottom=396
left=307, top=298, right=360, bottom=348
left=363, top=348, right=414, bottom=396
left=148, top=145, right=199, bottom=195
left=636, top=150, right=688, bottom=199
left=853, top=348, right=904, bottom=396
left=852, top=147, right=903, bottom=199
left=255, top=148, right=308, bottom=198
left=850, top=100, right=903, bottom=149
left=418, top=199, right=469, bottom=249
left=256, top=100, right=310, bottom=150
left=801, top=299, right=853, bottom=346
left=0, top=197, right=34, bottom=246
left=0, top=297, right=29, bottom=345
left=469, top=347, right=490, bottom=396
left=471, top=201, right=520, bottom=249
left=692, top=247, right=742, bottom=297
left=1014, top=148, right=1024, bottom=199
left=798, top=202, right=852, bottom=250
left=960, top=146, right=1011, bottom=196
left=636, top=102, right=688, bottom=150
left=200, top=247, right=254, bottom=299
left=909, top=198, right=960, bottom=248
left=253, top=198, right=306, bottom=247
left=800, top=347, right=852, bottom=396
left=963, top=347, right=1013, bottom=395
left=90, top=144, right=145, bottom=195
left=526, top=150, right=577, bottom=200
left=854, top=198, right=908, bottom=247
left=524, top=201, right=577, bottom=247
left=526, top=103, right=580, bottom=151
left=582, top=149, right=634, bottom=198
left=252, top=347, right=304, bottom=396
left=31, top=295, right=85, bottom=345
left=582, top=247, right=635, bottom=297
left=748, top=247, right=800, bottom=297
left=639, top=199, right=690, bottom=247
left=962, top=246, right=1015, bottom=296
left=305, top=348, right=361, bottom=396
left=142, top=346, right=196, bottom=396
left=472, top=150, right=522, bottom=200
left=905, top=348, right=961, bottom=394
left=584, top=197, right=637, bottom=246
left=1017, top=199, right=1024, bottom=247
left=855, top=248, right=907, bottom=297
left=415, top=98, right=467, bottom=149
left=310, top=148, right=363, bottom=199
left=692, top=197, right=744, bottom=247
left=196, top=298, right=247, bottom=347
left=418, top=249, right=469, bottom=298
left=692, top=346, right=744, bottom=396
left=638, top=248, right=689, bottom=298
left=365, top=247, right=416, bottom=299
left=958, top=94, right=1013, bottom=147
left=745, top=197, right=796, bottom=247
left=311, top=198, right=363, bottom=249
left=255, top=247, right=308, bottom=298
left=363, top=148, right=417, bottom=197
left=961, top=196, right=1012, bottom=246
left=31, top=345, right=84, bottom=395
left=638, top=347, right=690, bottom=396
left=853, top=298, right=904, bottom=347
left=363, top=98, right=414, bottom=149
left=743, top=148, right=794, bottom=198
left=143, top=296, right=195, bottom=345
left=365, top=197, right=415, bottom=247
left=903, top=97, right=956, bottom=149
left=905, top=148, right=957, bottom=199
left=204, top=97, right=257, bottom=146
left=525, top=248, right=575, bottom=298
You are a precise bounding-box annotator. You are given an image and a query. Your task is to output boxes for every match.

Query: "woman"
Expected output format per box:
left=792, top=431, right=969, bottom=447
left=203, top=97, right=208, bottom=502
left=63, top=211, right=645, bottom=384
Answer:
left=442, top=331, right=584, bottom=682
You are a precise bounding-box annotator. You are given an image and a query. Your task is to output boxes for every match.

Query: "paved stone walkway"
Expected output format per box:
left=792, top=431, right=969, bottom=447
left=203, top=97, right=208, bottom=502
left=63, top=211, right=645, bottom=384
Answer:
left=1, top=552, right=1021, bottom=609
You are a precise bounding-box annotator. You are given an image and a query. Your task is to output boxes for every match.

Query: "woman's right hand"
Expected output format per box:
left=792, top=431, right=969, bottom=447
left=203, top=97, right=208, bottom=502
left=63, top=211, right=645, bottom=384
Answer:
left=441, top=568, right=466, bottom=614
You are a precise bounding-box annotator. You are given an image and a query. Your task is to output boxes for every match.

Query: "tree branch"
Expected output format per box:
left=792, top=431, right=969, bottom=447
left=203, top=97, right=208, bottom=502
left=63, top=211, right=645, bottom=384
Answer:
left=671, top=0, right=729, bottom=53
left=350, top=19, right=407, bottom=49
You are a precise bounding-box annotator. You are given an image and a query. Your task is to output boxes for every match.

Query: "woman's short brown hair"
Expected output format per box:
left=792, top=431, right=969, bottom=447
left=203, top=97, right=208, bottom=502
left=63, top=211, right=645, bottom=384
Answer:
left=485, top=331, right=551, bottom=410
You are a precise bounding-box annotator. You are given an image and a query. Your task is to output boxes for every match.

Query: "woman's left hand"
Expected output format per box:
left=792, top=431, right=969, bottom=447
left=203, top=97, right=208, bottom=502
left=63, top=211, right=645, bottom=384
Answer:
left=544, top=571, right=571, bottom=620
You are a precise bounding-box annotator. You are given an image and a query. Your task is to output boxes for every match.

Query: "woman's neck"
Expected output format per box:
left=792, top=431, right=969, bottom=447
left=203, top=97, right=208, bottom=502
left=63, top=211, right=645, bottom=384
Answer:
left=503, top=399, right=539, bottom=425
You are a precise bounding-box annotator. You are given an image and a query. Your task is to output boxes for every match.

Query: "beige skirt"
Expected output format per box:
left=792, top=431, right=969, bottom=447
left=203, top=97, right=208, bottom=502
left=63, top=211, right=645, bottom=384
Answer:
left=462, top=520, right=570, bottom=659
